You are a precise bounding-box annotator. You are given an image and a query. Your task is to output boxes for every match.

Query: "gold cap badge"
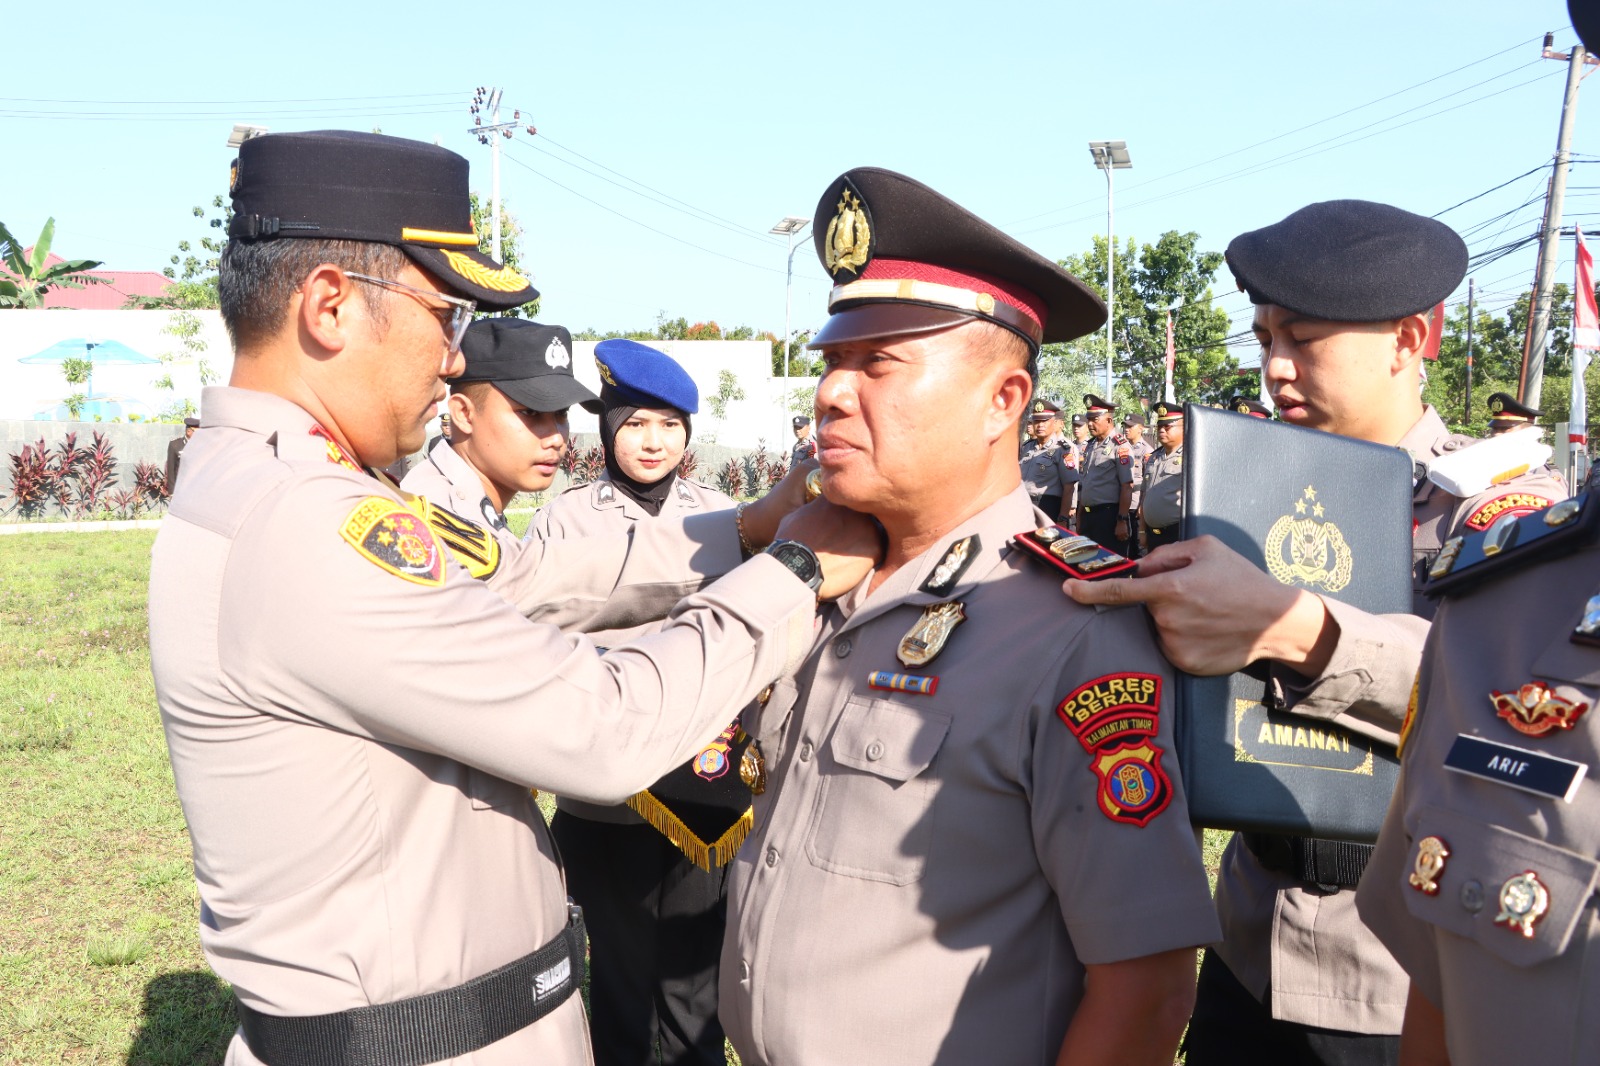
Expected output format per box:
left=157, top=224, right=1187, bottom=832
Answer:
left=824, top=188, right=871, bottom=276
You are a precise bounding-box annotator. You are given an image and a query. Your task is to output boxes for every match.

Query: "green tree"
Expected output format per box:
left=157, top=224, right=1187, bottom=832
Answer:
left=61, top=356, right=93, bottom=419
left=1049, top=231, right=1238, bottom=408
left=770, top=330, right=821, bottom=377
left=0, top=219, right=110, bottom=308
left=468, top=193, right=540, bottom=319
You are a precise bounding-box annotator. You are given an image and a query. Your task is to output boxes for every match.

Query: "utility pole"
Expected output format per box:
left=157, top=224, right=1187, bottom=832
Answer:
left=1520, top=36, right=1596, bottom=408
left=469, top=87, right=524, bottom=265
left=1463, top=277, right=1475, bottom=425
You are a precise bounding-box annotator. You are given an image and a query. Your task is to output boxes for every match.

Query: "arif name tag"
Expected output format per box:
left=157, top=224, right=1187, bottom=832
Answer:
left=1444, top=734, right=1588, bottom=803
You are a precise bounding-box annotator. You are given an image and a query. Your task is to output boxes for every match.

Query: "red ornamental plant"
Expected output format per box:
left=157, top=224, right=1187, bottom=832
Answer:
left=767, top=455, right=788, bottom=490
left=133, top=460, right=168, bottom=504
left=108, top=488, right=141, bottom=520
left=5, top=439, right=55, bottom=517
left=719, top=458, right=745, bottom=499
left=677, top=448, right=699, bottom=481
left=68, top=431, right=119, bottom=517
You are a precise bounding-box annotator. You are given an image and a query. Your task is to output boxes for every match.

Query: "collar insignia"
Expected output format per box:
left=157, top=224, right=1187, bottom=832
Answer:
left=920, top=534, right=980, bottom=596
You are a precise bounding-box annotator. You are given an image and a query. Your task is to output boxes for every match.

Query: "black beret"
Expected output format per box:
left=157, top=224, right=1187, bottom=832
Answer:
left=228, top=131, right=537, bottom=311
left=456, top=320, right=601, bottom=414
left=1225, top=200, right=1466, bottom=322
left=807, top=168, right=1105, bottom=352
left=1574, top=0, right=1599, bottom=52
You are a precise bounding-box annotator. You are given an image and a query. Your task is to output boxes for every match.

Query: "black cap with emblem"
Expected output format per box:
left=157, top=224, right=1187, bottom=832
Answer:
left=1486, top=390, right=1540, bottom=430
left=1230, top=395, right=1274, bottom=418
left=1225, top=200, right=1466, bottom=323
left=1028, top=398, right=1064, bottom=422
left=806, top=168, right=1105, bottom=353
left=455, top=319, right=601, bottom=414
left=1084, top=393, right=1117, bottom=415
left=1152, top=401, right=1183, bottom=424
left=227, top=130, right=537, bottom=310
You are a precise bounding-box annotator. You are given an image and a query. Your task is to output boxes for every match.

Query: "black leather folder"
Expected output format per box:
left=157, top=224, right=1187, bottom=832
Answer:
left=1174, top=404, right=1413, bottom=842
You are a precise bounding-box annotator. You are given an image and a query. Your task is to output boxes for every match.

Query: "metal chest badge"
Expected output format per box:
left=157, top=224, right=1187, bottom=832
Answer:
left=1494, top=870, right=1551, bottom=938
left=899, top=601, right=967, bottom=669
left=1409, top=836, right=1449, bottom=895
left=1489, top=682, right=1590, bottom=737
left=1574, top=592, right=1600, bottom=647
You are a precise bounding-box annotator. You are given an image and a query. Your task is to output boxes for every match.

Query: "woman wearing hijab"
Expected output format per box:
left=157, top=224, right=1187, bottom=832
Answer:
left=527, top=338, right=750, bottom=1066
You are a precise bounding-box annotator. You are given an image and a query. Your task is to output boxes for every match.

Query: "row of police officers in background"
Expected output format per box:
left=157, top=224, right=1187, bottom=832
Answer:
left=146, top=9, right=1600, bottom=1059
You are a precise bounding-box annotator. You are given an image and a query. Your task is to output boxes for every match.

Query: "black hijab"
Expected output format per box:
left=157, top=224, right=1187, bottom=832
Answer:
left=599, top=384, right=692, bottom=517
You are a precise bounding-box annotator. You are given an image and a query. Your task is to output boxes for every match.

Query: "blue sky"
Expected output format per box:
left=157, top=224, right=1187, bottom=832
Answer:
left=5, top=0, right=1589, bottom=361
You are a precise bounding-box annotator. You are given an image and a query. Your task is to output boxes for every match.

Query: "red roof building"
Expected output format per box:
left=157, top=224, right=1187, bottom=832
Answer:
left=5, top=251, right=171, bottom=309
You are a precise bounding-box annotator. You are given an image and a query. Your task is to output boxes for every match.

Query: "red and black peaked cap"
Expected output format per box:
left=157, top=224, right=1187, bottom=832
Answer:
left=227, top=130, right=537, bottom=311
left=807, top=168, right=1106, bottom=352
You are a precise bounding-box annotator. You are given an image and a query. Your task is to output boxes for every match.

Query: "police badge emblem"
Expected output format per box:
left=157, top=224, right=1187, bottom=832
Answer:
left=824, top=187, right=872, bottom=276
left=1494, top=870, right=1550, bottom=938
left=898, top=601, right=966, bottom=668
left=1409, top=836, right=1448, bottom=895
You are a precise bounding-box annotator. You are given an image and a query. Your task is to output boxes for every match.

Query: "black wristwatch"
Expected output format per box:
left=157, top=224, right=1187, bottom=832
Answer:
left=764, top=539, right=823, bottom=595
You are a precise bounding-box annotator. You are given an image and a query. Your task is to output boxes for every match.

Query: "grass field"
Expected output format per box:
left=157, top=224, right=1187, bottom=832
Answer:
left=0, top=529, right=1231, bottom=1065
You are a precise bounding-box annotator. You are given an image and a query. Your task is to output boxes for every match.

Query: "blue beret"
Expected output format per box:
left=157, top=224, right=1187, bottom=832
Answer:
left=593, top=339, right=699, bottom=414
left=1226, top=200, right=1466, bottom=323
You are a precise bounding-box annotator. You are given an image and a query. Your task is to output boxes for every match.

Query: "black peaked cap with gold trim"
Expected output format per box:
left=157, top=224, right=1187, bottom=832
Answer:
left=228, top=130, right=537, bottom=310
left=1487, top=390, right=1540, bottom=425
left=807, top=168, right=1106, bottom=351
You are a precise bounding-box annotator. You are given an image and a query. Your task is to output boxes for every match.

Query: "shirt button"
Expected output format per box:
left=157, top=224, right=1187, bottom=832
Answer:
left=866, top=741, right=884, bottom=761
left=834, top=638, right=853, bottom=658
left=1460, top=879, right=1485, bottom=913
left=799, top=742, right=813, bottom=762
left=765, top=847, right=779, bottom=867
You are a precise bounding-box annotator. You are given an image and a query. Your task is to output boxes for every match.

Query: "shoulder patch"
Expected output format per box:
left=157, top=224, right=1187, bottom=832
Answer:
left=675, top=479, right=695, bottom=502
left=1055, top=673, right=1173, bottom=827
left=1463, top=492, right=1556, bottom=532
left=340, top=497, right=444, bottom=586
left=415, top=499, right=502, bottom=581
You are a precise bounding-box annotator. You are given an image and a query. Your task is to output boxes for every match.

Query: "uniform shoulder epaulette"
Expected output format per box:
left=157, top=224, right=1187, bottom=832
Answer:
left=1426, top=428, right=1554, bottom=498
left=1425, top=491, right=1597, bottom=598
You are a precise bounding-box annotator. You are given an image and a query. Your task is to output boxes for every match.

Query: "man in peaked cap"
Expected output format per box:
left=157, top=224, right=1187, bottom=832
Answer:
left=791, top=414, right=815, bottom=464
left=1230, top=395, right=1274, bottom=418
left=1122, top=410, right=1153, bottom=557
left=401, top=317, right=599, bottom=534
left=1076, top=392, right=1137, bottom=551
left=147, top=130, right=878, bottom=1065
left=1068, top=199, right=1566, bottom=1066
left=719, top=166, right=1218, bottom=1066
left=1139, top=401, right=1185, bottom=553
left=530, top=339, right=747, bottom=1066
left=1020, top=397, right=1077, bottom=521
left=163, top=416, right=200, bottom=493
left=1485, top=390, right=1541, bottom=436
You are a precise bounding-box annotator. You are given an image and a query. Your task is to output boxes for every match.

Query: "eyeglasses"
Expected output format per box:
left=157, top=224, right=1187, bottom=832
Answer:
left=345, top=271, right=476, bottom=355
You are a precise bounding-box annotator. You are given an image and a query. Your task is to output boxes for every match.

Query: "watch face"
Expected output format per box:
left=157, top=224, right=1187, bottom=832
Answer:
left=770, top=541, right=821, bottom=588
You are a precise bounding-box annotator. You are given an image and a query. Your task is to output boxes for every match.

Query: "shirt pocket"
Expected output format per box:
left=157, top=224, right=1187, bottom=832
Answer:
left=805, top=696, right=951, bottom=886
left=1402, top=803, right=1599, bottom=969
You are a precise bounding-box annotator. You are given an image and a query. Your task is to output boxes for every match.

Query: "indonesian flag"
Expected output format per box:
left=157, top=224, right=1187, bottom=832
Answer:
left=1422, top=301, right=1445, bottom=361
left=1572, top=227, right=1597, bottom=446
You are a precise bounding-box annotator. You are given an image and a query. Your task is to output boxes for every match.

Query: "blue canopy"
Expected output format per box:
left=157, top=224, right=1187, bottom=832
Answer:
left=20, top=338, right=157, bottom=365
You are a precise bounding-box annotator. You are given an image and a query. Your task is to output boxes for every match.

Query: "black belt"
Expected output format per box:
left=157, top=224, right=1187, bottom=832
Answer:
left=238, top=906, right=585, bottom=1066
left=1243, top=833, right=1373, bottom=890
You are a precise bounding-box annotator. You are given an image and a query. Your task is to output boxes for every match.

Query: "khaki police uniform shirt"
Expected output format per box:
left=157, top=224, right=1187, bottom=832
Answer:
left=720, top=485, right=1220, bottom=1065
left=791, top=435, right=815, bottom=466
left=1077, top=433, right=1134, bottom=508
left=526, top=472, right=736, bottom=825
left=1018, top=436, right=1078, bottom=505
left=149, top=386, right=818, bottom=1066
left=1126, top=437, right=1153, bottom=512
left=1141, top=444, right=1183, bottom=533
left=1356, top=530, right=1600, bottom=1066
left=400, top=438, right=514, bottom=538
left=1214, top=405, right=1569, bottom=1033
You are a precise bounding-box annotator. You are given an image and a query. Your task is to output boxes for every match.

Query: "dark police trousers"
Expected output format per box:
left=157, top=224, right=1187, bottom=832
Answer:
left=1182, top=949, right=1399, bottom=1066
left=1030, top=493, right=1063, bottom=524
left=1078, top=503, right=1125, bottom=555
left=552, top=811, right=729, bottom=1066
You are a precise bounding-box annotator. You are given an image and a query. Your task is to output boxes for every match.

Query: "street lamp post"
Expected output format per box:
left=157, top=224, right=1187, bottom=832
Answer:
left=770, top=215, right=811, bottom=436
left=1088, top=141, right=1132, bottom=397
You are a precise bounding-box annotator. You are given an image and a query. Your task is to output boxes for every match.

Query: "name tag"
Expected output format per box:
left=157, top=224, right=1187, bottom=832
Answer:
left=1444, top=734, right=1588, bottom=803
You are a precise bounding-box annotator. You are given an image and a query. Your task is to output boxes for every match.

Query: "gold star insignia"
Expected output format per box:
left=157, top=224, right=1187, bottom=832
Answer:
left=1314, top=502, right=1325, bottom=517
left=377, top=531, right=393, bottom=546
left=1295, top=499, right=1307, bottom=514
left=1304, top=486, right=1317, bottom=500
left=381, top=518, right=397, bottom=531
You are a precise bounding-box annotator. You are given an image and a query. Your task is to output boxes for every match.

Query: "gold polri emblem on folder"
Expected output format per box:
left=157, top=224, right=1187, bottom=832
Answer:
left=1264, top=485, right=1354, bottom=593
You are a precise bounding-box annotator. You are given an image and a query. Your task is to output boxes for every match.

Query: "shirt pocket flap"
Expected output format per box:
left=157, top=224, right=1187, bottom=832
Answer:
left=1403, top=803, right=1599, bottom=968
left=830, top=696, right=952, bottom=782
left=1530, top=632, right=1600, bottom=689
